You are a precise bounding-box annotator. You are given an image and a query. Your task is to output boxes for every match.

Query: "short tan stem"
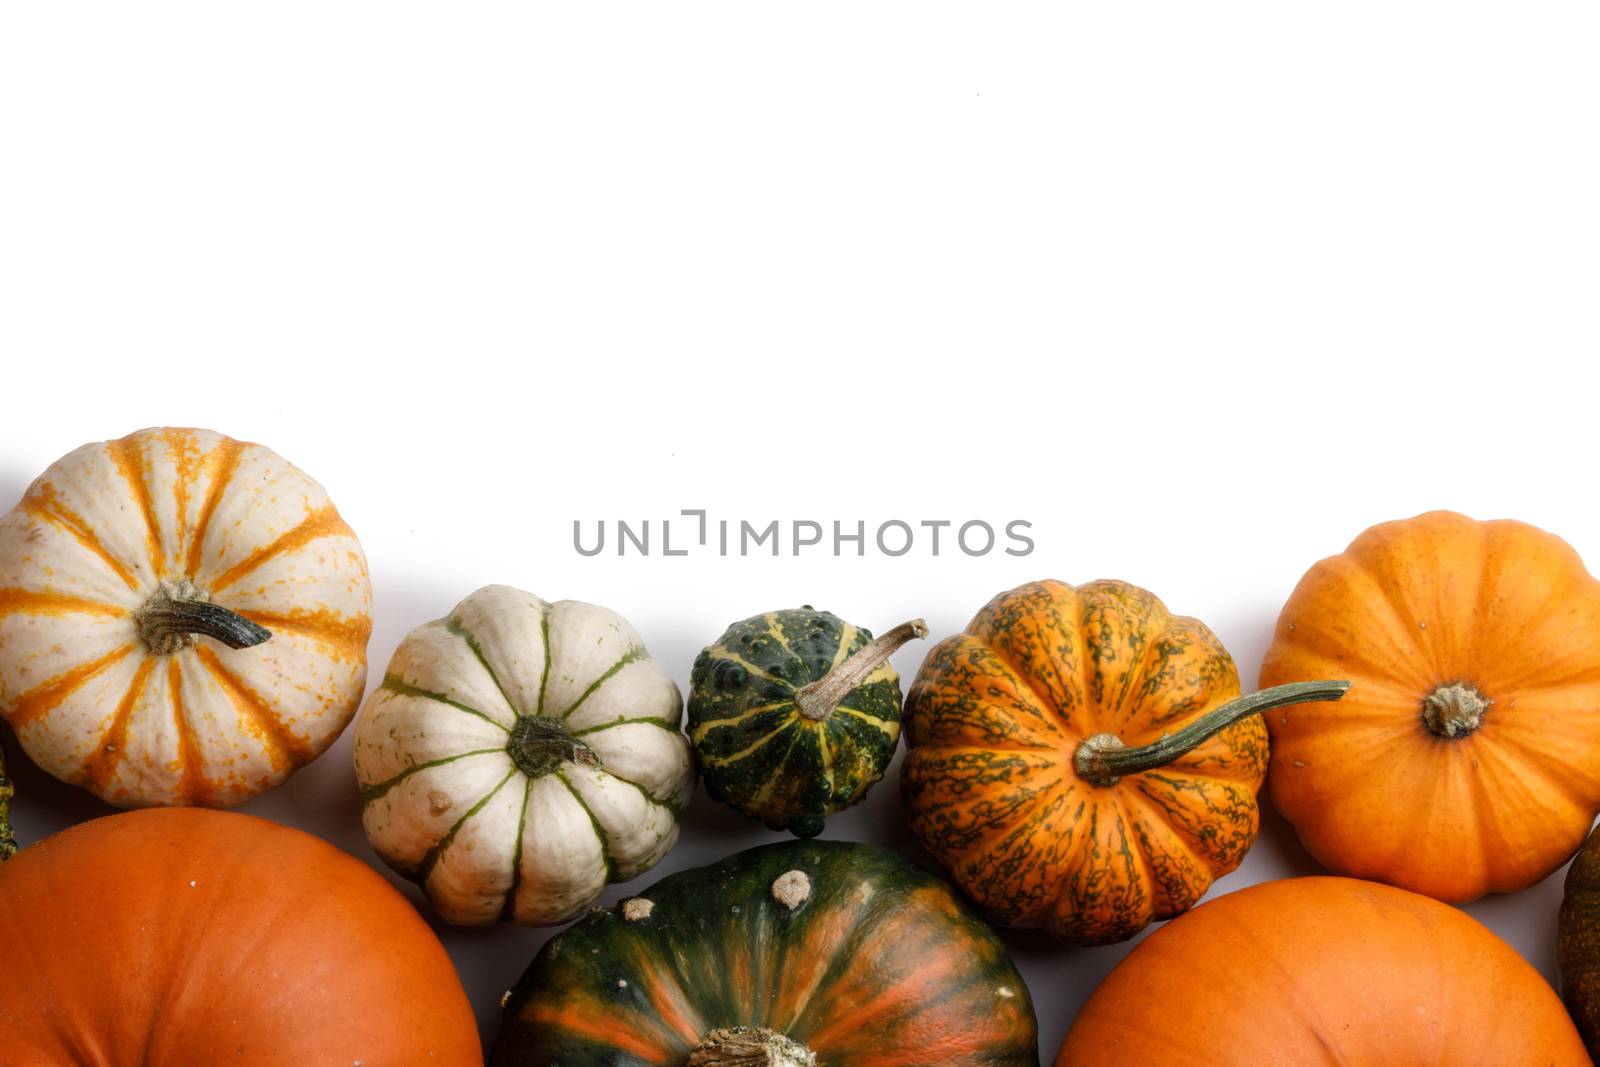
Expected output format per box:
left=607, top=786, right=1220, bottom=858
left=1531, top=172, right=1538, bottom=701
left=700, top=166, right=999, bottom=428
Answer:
left=685, top=1028, right=816, bottom=1067
left=1074, top=679, right=1351, bottom=787
left=1422, top=682, right=1491, bottom=738
left=792, top=619, right=927, bottom=722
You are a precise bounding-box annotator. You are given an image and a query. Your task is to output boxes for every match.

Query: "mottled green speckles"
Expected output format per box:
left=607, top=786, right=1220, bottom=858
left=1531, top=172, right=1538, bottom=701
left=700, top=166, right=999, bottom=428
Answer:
left=689, top=608, right=921, bottom=838
left=0, top=757, right=15, bottom=861
left=903, top=578, right=1286, bottom=946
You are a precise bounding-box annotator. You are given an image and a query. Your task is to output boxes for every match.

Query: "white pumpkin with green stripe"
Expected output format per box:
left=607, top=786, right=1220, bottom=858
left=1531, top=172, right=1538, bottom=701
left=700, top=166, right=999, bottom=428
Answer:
left=353, top=585, right=693, bottom=926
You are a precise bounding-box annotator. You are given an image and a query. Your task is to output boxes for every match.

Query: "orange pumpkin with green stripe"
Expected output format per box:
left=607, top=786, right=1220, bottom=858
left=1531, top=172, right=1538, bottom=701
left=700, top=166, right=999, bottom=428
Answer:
left=901, top=579, right=1347, bottom=945
left=0, top=428, right=371, bottom=807
left=491, top=839, right=1039, bottom=1067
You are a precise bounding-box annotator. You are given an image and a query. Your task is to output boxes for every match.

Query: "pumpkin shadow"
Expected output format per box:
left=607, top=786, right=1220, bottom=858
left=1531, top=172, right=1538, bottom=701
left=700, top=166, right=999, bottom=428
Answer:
left=0, top=464, right=30, bottom=509
left=1, top=721, right=121, bottom=850
left=1223, top=605, right=1283, bottom=686
left=1249, top=795, right=1326, bottom=878
left=271, top=569, right=472, bottom=859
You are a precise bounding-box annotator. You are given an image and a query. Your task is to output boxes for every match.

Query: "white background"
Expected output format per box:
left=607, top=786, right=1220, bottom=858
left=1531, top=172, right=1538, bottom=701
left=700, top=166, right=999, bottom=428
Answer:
left=3, top=2, right=1599, bottom=1060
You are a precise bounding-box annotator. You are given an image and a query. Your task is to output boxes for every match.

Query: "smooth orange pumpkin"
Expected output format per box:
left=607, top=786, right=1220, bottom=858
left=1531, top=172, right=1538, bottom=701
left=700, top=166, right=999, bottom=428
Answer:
left=1261, top=510, right=1600, bottom=901
left=0, top=808, right=483, bottom=1066
left=902, top=579, right=1346, bottom=945
left=1057, top=876, right=1588, bottom=1066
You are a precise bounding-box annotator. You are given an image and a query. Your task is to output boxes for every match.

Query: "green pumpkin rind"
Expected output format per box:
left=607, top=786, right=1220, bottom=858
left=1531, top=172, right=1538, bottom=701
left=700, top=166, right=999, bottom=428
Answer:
left=688, top=609, right=907, bottom=837
left=1561, top=826, right=1600, bottom=1057
left=491, top=839, right=1040, bottom=1067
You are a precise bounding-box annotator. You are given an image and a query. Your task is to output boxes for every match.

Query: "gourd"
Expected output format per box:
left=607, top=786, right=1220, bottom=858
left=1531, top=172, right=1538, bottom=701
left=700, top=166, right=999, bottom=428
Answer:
left=1058, top=876, right=1588, bottom=1065
left=0, top=428, right=371, bottom=807
left=491, top=838, right=1039, bottom=1067
left=901, top=579, right=1347, bottom=945
left=0, top=743, right=14, bottom=860
left=0, top=808, right=482, bottom=1066
left=353, top=584, right=693, bottom=925
left=688, top=607, right=925, bottom=837
left=1560, top=825, right=1600, bottom=1057
left=1260, top=510, right=1600, bottom=901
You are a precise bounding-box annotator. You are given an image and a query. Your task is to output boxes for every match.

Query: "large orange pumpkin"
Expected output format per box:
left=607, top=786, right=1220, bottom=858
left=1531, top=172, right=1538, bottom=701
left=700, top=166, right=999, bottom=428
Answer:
left=901, top=579, right=1346, bottom=944
left=0, top=808, right=482, bottom=1066
left=1057, top=876, right=1588, bottom=1066
left=1261, top=510, right=1600, bottom=901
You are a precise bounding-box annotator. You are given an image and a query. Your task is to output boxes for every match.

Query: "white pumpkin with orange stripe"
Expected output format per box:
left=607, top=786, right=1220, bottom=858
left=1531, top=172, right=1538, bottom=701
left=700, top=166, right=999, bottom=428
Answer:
left=0, top=428, right=371, bottom=808
left=353, top=585, right=693, bottom=926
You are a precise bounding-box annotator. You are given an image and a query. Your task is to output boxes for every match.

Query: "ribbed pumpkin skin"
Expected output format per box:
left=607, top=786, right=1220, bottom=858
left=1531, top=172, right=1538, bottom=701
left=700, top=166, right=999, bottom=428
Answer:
left=1058, top=876, right=1588, bottom=1066
left=902, top=579, right=1265, bottom=945
left=492, top=839, right=1039, bottom=1067
left=689, top=609, right=903, bottom=837
left=1261, top=511, right=1600, bottom=902
left=1559, top=826, right=1600, bottom=1057
left=0, top=428, right=371, bottom=807
left=0, top=809, right=482, bottom=1066
left=354, top=585, right=693, bottom=926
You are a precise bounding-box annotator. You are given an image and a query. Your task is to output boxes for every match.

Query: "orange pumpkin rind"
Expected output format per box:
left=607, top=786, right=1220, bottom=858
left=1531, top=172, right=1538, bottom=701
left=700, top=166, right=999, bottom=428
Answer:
left=1262, top=510, right=1600, bottom=902
left=902, top=578, right=1346, bottom=945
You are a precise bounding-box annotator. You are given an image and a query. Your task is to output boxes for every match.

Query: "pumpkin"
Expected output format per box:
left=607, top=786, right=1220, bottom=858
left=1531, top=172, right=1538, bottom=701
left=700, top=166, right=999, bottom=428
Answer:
left=688, top=607, right=926, bottom=837
left=901, top=579, right=1347, bottom=945
left=353, top=584, right=693, bottom=925
left=1057, top=875, right=1588, bottom=1065
left=491, top=838, right=1039, bottom=1067
left=1259, top=510, right=1600, bottom=902
left=0, top=743, right=14, bottom=860
left=1560, top=824, right=1600, bottom=1057
left=0, top=808, right=482, bottom=1065
left=0, top=427, right=371, bottom=808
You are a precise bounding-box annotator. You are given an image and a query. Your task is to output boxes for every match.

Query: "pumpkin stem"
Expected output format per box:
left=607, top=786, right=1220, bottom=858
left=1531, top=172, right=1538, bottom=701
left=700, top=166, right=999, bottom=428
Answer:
left=792, top=619, right=928, bottom=722
left=771, top=870, right=812, bottom=910
left=507, top=715, right=601, bottom=778
left=135, top=579, right=271, bottom=655
left=1073, top=679, right=1351, bottom=787
left=1422, top=682, right=1491, bottom=739
left=685, top=1027, right=816, bottom=1067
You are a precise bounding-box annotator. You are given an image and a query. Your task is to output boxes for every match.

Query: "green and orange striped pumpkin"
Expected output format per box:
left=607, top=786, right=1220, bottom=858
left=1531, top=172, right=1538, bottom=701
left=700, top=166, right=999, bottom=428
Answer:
left=0, top=428, right=371, bottom=808
left=492, top=839, right=1040, bottom=1066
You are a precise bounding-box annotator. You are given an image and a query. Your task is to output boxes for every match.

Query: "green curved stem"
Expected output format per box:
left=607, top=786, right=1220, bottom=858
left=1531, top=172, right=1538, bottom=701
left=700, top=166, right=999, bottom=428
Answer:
left=1074, top=679, right=1350, bottom=787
